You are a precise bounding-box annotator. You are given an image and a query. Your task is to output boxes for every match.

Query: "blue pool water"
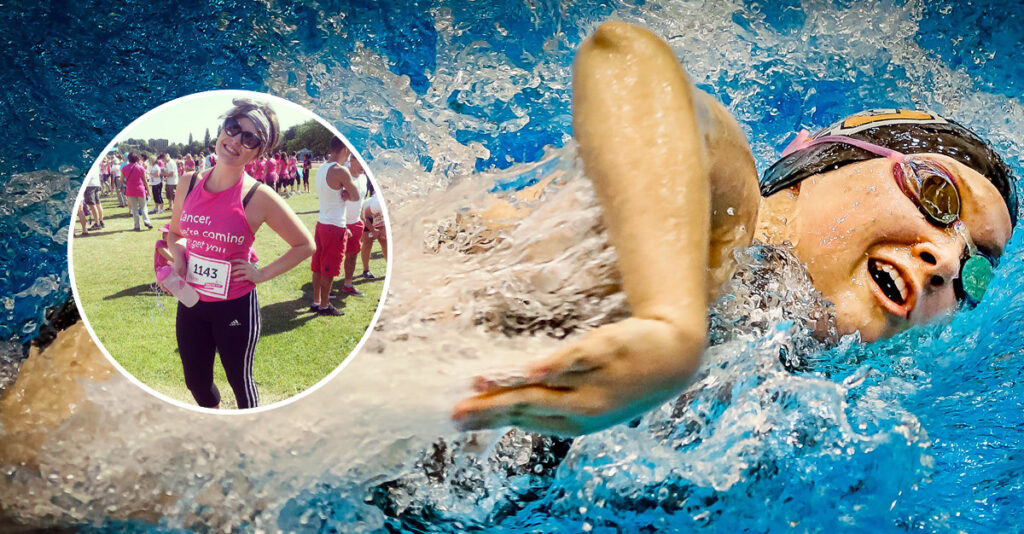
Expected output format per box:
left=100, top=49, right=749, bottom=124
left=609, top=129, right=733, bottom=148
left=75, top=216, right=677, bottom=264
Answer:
left=3, top=0, right=1024, bottom=531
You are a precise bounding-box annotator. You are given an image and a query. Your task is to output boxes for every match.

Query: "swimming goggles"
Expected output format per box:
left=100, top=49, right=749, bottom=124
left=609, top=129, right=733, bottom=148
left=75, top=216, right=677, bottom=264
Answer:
left=223, top=117, right=262, bottom=150
left=784, top=130, right=996, bottom=305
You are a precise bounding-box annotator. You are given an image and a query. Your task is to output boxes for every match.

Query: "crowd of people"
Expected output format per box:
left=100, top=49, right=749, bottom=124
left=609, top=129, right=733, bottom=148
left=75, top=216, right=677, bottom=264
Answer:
left=79, top=147, right=378, bottom=238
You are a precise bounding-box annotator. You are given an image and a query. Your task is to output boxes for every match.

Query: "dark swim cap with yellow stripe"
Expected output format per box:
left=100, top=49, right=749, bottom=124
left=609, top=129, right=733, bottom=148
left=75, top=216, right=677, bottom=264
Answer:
left=760, top=109, right=1019, bottom=227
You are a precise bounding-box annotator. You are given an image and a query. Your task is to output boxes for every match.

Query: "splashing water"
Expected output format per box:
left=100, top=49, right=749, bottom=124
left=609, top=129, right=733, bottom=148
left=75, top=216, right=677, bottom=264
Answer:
left=2, top=0, right=1024, bottom=532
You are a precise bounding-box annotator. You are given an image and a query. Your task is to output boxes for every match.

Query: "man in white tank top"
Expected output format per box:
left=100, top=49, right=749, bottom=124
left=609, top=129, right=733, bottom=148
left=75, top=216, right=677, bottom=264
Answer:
left=309, top=137, right=358, bottom=316
left=338, top=146, right=366, bottom=297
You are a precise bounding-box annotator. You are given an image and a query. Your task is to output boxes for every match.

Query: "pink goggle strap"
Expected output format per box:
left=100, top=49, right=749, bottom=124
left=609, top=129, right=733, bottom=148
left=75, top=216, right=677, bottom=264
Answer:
left=781, top=129, right=907, bottom=163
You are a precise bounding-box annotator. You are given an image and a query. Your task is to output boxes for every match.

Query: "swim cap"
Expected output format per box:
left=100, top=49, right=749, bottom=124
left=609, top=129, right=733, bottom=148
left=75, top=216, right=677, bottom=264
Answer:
left=760, top=109, right=1018, bottom=227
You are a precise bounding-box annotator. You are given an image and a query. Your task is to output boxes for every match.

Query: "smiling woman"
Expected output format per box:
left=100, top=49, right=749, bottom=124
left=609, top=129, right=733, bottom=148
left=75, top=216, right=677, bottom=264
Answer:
left=160, top=98, right=315, bottom=410
left=453, top=22, right=1017, bottom=437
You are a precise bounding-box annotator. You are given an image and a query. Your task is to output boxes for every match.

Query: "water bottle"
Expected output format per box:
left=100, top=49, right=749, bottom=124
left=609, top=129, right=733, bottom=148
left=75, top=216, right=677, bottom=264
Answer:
left=156, top=266, right=199, bottom=307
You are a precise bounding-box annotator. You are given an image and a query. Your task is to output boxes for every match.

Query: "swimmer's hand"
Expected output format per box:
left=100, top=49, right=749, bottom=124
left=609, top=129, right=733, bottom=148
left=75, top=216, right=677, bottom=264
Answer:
left=231, top=259, right=267, bottom=283
left=453, top=317, right=703, bottom=436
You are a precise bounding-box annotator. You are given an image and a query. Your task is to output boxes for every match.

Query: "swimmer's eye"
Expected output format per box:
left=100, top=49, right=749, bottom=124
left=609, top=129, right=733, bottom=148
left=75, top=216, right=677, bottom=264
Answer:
left=905, top=159, right=961, bottom=226
left=955, top=253, right=997, bottom=307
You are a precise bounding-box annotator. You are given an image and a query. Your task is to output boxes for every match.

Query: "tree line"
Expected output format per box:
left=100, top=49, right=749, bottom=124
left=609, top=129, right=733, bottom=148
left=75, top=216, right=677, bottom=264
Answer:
left=116, top=120, right=334, bottom=159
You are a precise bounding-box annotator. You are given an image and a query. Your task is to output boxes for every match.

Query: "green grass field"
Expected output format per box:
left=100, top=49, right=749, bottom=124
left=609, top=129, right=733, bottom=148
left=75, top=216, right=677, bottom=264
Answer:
left=70, top=178, right=387, bottom=409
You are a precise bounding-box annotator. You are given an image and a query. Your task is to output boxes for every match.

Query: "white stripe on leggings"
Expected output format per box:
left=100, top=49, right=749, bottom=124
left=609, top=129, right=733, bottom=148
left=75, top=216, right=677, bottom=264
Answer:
left=252, top=291, right=262, bottom=405
left=240, top=290, right=257, bottom=408
left=242, top=290, right=260, bottom=407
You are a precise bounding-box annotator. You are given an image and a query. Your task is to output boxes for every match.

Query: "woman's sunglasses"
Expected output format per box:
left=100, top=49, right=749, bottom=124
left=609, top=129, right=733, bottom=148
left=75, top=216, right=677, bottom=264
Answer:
left=222, top=117, right=262, bottom=150
left=784, top=130, right=996, bottom=305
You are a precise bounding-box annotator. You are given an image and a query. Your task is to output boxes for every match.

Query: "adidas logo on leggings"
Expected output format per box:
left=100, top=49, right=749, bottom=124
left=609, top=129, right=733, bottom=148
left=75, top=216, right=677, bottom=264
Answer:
left=229, top=319, right=241, bottom=327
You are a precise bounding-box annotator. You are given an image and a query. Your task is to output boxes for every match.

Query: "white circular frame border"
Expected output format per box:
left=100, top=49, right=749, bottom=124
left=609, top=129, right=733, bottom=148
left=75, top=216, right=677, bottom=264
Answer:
left=68, top=89, right=394, bottom=415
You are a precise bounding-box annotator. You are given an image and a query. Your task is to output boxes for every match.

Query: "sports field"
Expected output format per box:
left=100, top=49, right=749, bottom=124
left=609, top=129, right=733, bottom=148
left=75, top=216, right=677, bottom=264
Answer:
left=70, top=181, right=387, bottom=409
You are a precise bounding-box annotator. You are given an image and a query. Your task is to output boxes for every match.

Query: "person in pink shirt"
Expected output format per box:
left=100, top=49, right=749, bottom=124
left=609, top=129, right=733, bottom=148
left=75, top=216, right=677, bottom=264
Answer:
left=278, top=153, right=289, bottom=196
left=287, top=152, right=299, bottom=196
left=252, top=156, right=263, bottom=183
left=122, top=153, right=152, bottom=231
left=160, top=98, right=314, bottom=410
left=183, top=154, right=196, bottom=178
left=264, top=152, right=278, bottom=193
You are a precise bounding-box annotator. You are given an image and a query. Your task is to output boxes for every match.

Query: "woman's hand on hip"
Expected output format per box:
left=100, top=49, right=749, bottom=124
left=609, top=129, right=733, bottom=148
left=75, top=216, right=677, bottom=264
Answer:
left=231, top=259, right=266, bottom=284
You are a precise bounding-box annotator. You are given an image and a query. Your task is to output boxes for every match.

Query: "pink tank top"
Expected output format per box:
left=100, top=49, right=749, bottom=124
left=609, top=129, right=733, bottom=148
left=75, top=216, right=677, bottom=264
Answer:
left=265, top=159, right=277, bottom=182
left=179, top=171, right=259, bottom=302
left=123, top=163, right=147, bottom=197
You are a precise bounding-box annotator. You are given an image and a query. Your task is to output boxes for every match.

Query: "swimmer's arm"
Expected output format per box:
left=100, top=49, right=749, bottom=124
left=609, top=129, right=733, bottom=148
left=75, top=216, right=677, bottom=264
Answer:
left=233, top=189, right=314, bottom=284
left=455, top=22, right=723, bottom=436
left=694, top=92, right=760, bottom=295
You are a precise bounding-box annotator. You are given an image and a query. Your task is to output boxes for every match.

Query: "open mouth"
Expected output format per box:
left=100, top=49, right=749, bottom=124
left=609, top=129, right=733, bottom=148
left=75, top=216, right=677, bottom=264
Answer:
left=868, top=258, right=913, bottom=317
left=222, top=142, right=240, bottom=157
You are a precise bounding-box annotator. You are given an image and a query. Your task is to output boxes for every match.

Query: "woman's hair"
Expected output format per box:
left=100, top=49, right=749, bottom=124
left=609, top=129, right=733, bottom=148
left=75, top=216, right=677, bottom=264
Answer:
left=221, top=98, right=280, bottom=159
left=366, top=180, right=375, bottom=197
left=128, top=153, right=139, bottom=164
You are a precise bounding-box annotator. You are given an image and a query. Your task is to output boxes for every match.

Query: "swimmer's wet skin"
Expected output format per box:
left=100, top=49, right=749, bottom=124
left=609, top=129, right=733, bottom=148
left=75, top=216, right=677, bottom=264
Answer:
left=453, top=21, right=1016, bottom=437
left=0, top=323, right=114, bottom=467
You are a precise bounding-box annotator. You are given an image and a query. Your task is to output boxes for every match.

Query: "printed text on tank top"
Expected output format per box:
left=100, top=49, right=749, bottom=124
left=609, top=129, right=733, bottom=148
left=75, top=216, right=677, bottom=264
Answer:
left=179, top=170, right=259, bottom=301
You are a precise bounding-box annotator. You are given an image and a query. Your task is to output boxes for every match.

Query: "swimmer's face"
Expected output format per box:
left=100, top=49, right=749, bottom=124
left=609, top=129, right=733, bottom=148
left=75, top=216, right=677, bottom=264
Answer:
left=216, top=115, right=260, bottom=166
left=788, top=154, right=1012, bottom=341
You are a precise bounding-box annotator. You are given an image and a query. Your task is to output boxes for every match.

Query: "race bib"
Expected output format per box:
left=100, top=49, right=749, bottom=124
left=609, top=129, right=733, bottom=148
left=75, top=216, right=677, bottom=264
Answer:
left=186, top=252, right=232, bottom=299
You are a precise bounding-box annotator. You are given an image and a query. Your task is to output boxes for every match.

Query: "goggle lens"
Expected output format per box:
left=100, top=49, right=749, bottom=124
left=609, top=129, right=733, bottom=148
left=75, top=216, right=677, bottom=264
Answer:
left=960, top=254, right=995, bottom=304
left=907, top=160, right=960, bottom=226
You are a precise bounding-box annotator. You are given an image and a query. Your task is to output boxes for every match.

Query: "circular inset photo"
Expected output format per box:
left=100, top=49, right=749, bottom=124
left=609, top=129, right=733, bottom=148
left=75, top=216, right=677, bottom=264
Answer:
left=69, top=90, right=390, bottom=412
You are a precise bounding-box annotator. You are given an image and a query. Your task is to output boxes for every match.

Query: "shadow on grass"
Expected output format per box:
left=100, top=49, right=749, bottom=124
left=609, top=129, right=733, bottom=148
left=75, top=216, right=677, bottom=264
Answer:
left=76, top=227, right=151, bottom=238
left=103, top=211, right=134, bottom=220
left=104, top=283, right=161, bottom=300
left=260, top=289, right=327, bottom=337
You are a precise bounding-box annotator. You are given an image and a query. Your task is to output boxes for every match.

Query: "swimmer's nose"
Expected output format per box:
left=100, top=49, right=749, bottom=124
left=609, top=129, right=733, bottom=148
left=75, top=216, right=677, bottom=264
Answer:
left=911, top=241, right=960, bottom=291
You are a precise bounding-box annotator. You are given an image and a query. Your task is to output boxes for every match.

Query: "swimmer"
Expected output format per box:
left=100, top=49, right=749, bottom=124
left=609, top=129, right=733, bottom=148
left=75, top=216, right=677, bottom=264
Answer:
left=161, top=98, right=314, bottom=410
left=453, top=22, right=1016, bottom=437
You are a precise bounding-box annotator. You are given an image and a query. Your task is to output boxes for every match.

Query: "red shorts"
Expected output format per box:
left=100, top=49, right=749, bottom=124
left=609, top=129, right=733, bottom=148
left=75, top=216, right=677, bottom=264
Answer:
left=311, top=222, right=346, bottom=277
left=344, top=221, right=364, bottom=255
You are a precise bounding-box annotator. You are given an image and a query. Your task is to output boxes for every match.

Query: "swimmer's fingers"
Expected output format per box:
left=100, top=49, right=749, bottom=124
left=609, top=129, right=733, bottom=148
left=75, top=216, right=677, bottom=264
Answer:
left=469, top=339, right=604, bottom=394
left=522, top=323, right=631, bottom=388
left=453, top=387, right=592, bottom=436
left=457, top=318, right=705, bottom=436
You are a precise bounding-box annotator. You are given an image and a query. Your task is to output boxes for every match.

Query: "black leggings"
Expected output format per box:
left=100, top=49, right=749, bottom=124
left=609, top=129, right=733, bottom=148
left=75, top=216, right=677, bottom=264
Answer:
left=176, top=290, right=261, bottom=409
